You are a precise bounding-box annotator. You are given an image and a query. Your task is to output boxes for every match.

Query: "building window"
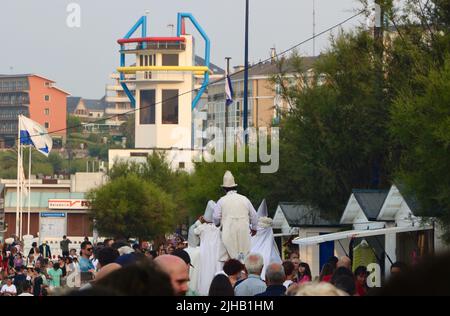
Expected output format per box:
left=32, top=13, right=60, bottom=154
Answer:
left=179, top=162, right=185, bottom=169
left=45, top=82, right=51, bottom=87
left=162, top=54, right=179, bottom=66
left=140, top=90, right=155, bottom=124
left=44, top=95, right=50, bottom=101
left=130, top=152, right=148, bottom=157
left=45, top=122, right=49, bottom=129
left=44, top=108, right=49, bottom=115
left=162, top=89, right=178, bottom=124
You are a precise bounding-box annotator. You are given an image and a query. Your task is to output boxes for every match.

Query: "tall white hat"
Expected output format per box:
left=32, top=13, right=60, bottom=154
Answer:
left=257, top=199, right=268, bottom=218
left=221, top=170, right=238, bottom=188
left=203, top=200, right=216, bottom=222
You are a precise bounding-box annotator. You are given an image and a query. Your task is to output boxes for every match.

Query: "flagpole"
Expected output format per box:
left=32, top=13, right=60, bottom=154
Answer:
left=16, top=115, right=21, bottom=237
left=243, top=0, right=250, bottom=145
left=225, top=57, right=231, bottom=147
left=28, top=145, right=31, bottom=236
left=19, top=142, right=23, bottom=240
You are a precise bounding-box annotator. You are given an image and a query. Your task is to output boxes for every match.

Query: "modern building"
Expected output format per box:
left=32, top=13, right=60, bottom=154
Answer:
left=205, top=55, right=317, bottom=148
left=104, top=56, right=224, bottom=129
left=0, top=74, right=69, bottom=148
left=109, top=13, right=221, bottom=172
left=105, top=73, right=135, bottom=125
left=0, top=172, right=107, bottom=255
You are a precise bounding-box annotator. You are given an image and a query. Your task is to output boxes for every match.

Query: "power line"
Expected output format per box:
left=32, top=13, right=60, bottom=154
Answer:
left=20, top=9, right=365, bottom=141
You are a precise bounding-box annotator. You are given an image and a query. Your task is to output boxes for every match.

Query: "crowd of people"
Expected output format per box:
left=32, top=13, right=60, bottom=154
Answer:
left=0, top=170, right=447, bottom=296
left=0, top=227, right=444, bottom=296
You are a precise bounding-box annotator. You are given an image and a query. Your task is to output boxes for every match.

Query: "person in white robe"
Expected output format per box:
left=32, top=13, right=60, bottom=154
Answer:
left=250, top=199, right=282, bottom=280
left=213, top=171, right=258, bottom=261
left=184, top=218, right=201, bottom=293
left=194, top=200, right=225, bottom=296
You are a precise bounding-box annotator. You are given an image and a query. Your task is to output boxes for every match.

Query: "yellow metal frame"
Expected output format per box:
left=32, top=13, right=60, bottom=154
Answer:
left=117, top=66, right=209, bottom=74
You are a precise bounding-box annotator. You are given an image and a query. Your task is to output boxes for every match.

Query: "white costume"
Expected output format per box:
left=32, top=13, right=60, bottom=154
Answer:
left=185, top=219, right=201, bottom=293
left=194, top=201, right=225, bottom=296
left=250, top=199, right=282, bottom=280
left=213, top=171, right=258, bottom=261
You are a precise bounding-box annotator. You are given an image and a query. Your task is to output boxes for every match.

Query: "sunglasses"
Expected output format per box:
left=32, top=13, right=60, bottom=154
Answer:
left=86, top=248, right=93, bottom=251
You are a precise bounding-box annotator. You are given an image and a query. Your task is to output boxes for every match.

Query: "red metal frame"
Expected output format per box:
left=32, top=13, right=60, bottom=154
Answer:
left=117, top=37, right=186, bottom=44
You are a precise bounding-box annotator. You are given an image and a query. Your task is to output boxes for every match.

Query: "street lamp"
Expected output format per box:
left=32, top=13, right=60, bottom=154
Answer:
left=243, top=0, right=249, bottom=144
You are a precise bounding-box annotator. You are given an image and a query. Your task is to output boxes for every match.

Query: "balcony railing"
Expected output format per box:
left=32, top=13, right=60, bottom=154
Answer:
left=105, top=107, right=132, bottom=115
left=106, top=84, right=136, bottom=91
left=105, top=96, right=131, bottom=103
left=121, top=41, right=186, bottom=52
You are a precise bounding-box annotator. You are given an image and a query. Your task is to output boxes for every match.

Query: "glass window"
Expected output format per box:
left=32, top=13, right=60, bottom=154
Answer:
left=45, top=122, right=49, bottom=129
left=44, top=95, right=50, bottom=101
left=45, top=108, right=50, bottom=115
left=140, top=90, right=155, bottom=124
left=162, top=89, right=178, bottom=124
left=162, top=54, right=179, bottom=66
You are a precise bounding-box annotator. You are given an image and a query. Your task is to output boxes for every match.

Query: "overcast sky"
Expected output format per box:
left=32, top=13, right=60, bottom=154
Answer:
left=0, top=0, right=364, bottom=98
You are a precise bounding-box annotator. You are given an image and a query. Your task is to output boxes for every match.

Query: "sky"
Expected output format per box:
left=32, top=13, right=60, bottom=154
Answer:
left=0, top=0, right=365, bottom=99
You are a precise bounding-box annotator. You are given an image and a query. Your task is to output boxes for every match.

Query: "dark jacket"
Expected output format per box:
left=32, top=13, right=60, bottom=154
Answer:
left=255, top=285, right=286, bottom=297
left=39, top=244, right=51, bottom=259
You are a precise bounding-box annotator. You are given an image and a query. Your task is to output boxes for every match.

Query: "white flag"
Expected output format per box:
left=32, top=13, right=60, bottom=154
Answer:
left=19, top=115, right=53, bottom=157
left=18, top=161, right=28, bottom=197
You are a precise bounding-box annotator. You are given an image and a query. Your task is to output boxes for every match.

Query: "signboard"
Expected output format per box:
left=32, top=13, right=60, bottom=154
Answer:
left=48, top=199, right=90, bottom=210
left=40, top=215, right=66, bottom=238
left=41, top=212, right=66, bottom=217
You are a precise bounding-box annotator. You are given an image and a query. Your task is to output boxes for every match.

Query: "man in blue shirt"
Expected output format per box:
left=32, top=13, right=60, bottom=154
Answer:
left=235, top=253, right=267, bottom=296
left=79, top=241, right=95, bottom=273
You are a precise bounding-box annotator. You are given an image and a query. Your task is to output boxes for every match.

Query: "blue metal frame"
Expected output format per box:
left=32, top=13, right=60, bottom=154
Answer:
left=119, top=16, right=148, bottom=107
left=177, top=13, right=210, bottom=109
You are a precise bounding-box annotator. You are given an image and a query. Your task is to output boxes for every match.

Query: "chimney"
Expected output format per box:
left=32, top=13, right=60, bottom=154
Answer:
left=233, top=65, right=245, bottom=73
left=270, top=47, right=277, bottom=64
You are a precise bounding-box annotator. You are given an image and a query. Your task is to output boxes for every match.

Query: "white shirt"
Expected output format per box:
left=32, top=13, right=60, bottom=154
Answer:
left=213, top=191, right=258, bottom=229
left=1, top=284, right=17, bottom=295
left=283, top=280, right=294, bottom=288
left=18, top=292, right=34, bottom=296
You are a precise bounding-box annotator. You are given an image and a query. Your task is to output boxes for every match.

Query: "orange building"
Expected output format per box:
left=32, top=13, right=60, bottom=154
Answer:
left=0, top=74, right=69, bottom=147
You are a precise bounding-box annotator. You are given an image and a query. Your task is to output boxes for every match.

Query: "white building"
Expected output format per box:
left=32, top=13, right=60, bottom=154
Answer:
left=108, top=13, right=223, bottom=172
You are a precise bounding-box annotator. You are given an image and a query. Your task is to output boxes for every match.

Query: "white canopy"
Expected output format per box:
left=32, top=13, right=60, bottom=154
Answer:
left=292, top=225, right=433, bottom=246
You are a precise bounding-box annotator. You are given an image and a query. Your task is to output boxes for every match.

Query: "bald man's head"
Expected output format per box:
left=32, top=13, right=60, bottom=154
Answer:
left=154, top=255, right=190, bottom=296
left=337, top=256, right=352, bottom=270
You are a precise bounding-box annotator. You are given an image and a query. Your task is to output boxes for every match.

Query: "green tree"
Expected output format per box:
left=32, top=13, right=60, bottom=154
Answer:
left=67, top=115, right=82, bottom=135
left=87, top=175, right=176, bottom=240
left=271, top=32, right=393, bottom=218
left=390, top=58, right=450, bottom=241
left=48, top=152, right=64, bottom=174
left=108, top=152, right=190, bottom=219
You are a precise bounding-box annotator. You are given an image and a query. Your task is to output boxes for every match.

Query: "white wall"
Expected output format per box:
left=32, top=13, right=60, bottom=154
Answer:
left=109, top=148, right=200, bottom=173
left=70, top=172, right=108, bottom=193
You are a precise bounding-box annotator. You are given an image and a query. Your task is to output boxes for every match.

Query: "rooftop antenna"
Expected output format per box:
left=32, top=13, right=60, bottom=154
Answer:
left=313, top=0, right=316, bottom=56
left=167, top=23, right=175, bottom=36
